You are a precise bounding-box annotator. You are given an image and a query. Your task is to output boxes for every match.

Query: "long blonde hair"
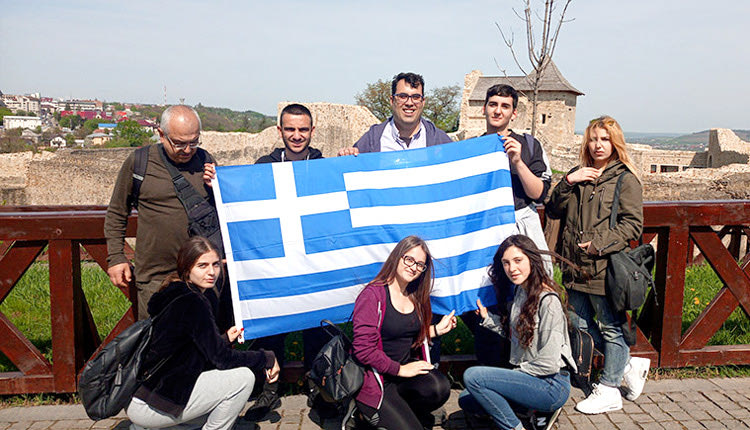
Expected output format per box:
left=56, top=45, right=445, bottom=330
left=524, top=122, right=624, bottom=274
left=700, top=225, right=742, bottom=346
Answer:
left=580, top=116, right=639, bottom=181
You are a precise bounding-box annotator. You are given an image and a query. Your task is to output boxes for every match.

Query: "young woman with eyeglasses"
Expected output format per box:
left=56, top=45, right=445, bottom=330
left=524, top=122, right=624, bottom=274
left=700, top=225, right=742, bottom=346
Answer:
left=546, top=116, right=648, bottom=415
left=349, top=235, right=457, bottom=429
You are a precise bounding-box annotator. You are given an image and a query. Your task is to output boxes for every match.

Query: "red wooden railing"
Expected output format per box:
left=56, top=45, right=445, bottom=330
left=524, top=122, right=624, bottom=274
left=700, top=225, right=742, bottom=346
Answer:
left=0, top=202, right=749, bottom=394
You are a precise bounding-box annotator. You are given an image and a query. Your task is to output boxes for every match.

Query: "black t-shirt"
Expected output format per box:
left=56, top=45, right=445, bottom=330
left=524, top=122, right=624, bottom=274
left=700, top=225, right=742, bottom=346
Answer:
left=507, top=130, right=551, bottom=210
left=381, top=288, right=421, bottom=364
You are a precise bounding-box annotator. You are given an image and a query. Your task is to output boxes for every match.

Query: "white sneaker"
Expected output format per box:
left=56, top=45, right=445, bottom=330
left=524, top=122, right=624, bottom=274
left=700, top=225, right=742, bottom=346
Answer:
left=621, top=357, right=651, bottom=401
left=575, top=383, right=622, bottom=414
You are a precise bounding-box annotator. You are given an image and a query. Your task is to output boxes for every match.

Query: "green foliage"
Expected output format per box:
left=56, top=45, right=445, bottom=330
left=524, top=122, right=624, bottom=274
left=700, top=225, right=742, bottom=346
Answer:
left=354, top=79, right=392, bottom=122
left=0, top=107, right=12, bottom=123
left=193, top=105, right=275, bottom=133
left=424, top=85, right=461, bottom=133
left=83, top=118, right=115, bottom=133
left=59, top=115, right=83, bottom=130
left=64, top=133, right=76, bottom=147
left=113, top=120, right=153, bottom=147
left=0, top=128, right=32, bottom=153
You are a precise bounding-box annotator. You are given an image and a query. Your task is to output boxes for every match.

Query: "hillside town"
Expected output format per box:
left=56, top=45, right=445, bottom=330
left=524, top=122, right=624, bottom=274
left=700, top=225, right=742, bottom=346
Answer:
left=0, top=90, right=160, bottom=150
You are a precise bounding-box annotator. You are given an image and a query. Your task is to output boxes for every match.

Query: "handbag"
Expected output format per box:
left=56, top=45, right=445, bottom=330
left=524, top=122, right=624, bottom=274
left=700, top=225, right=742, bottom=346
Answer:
left=308, top=320, right=364, bottom=403
left=78, top=293, right=189, bottom=420
left=605, top=172, right=655, bottom=344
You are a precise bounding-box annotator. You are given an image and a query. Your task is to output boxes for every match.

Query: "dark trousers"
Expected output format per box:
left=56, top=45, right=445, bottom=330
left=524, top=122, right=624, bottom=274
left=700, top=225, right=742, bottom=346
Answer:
left=461, top=309, right=511, bottom=368
left=357, top=369, right=450, bottom=429
left=251, top=326, right=330, bottom=371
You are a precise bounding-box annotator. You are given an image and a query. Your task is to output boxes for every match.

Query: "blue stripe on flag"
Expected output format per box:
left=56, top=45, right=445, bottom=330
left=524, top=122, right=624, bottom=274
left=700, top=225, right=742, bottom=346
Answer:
left=236, top=263, right=381, bottom=301
left=243, top=302, right=355, bottom=340
left=293, top=134, right=506, bottom=197
left=226, top=218, right=285, bottom=260
left=431, top=285, right=497, bottom=316
left=299, top=206, right=515, bottom=255
left=216, top=164, right=276, bottom=203
left=432, top=246, right=498, bottom=278
left=346, top=171, right=512, bottom=208
left=236, top=247, right=495, bottom=300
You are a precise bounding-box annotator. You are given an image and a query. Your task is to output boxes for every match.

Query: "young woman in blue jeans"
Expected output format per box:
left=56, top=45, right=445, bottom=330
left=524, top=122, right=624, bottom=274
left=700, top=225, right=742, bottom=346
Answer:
left=459, top=235, right=574, bottom=430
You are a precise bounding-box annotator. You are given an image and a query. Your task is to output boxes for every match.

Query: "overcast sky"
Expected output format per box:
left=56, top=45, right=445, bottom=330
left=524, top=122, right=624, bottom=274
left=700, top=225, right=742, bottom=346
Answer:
left=1, top=1, right=747, bottom=133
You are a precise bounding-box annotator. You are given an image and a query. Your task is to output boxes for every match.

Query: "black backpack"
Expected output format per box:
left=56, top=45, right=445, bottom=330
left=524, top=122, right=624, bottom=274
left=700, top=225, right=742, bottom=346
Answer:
left=605, top=172, right=655, bottom=345
left=540, top=293, right=594, bottom=396
left=78, top=293, right=188, bottom=420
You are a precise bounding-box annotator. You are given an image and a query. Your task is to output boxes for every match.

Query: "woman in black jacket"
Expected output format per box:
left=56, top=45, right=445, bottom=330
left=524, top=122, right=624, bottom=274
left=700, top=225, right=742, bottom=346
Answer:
left=126, top=236, right=279, bottom=430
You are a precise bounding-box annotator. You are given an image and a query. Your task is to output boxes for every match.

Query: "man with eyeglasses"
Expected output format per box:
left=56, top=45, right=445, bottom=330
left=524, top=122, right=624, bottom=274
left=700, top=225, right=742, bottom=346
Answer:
left=338, top=72, right=452, bottom=155
left=105, top=105, right=219, bottom=320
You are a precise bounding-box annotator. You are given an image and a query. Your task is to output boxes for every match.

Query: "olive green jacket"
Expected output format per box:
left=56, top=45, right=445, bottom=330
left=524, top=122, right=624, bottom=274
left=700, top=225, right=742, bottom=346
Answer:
left=546, top=160, right=643, bottom=295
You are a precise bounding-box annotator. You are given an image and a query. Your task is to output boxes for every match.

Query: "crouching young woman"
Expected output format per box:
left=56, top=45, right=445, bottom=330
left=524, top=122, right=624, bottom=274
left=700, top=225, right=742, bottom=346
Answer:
left=459, top=235, right=574, bottom=430
left=351, top=235, right=457, bottom=429
left=125, top=236, right=280, bottom=430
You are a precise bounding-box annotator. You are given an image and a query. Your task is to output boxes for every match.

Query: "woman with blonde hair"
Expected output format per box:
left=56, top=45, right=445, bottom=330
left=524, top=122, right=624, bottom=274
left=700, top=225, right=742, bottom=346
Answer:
left=546, top=116, right=649, bottom=415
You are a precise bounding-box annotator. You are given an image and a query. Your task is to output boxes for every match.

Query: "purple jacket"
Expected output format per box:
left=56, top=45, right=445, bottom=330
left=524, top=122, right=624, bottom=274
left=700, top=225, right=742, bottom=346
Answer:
left=353, top=117, right=452, bottom=153
left=352, top=281, right=430, bottom=409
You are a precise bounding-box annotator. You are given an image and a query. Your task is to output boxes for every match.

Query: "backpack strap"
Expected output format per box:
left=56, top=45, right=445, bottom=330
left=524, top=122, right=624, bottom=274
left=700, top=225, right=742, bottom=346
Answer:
left=128, top=146, right=150, bottom=210
left=523, top=133, right=535, bottom=159
left=157, top=145, right=210, bottom=217
left=609, top=172, right=628, bottom=229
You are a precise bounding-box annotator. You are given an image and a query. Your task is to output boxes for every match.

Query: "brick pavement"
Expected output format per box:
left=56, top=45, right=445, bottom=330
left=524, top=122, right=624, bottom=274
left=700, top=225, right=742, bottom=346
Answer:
left=2, top=378, right=750, bottom=429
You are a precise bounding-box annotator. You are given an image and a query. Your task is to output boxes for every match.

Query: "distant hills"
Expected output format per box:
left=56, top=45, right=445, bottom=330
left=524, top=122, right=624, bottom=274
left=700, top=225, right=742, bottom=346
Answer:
left=193, top=104, right=275, bottom=133
left=626, top=130, right=750, bottom=151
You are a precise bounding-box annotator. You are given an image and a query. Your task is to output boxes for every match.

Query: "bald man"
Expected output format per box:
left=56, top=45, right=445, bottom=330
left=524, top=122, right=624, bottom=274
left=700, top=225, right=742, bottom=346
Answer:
left=105, top=105, right=219, bottom=320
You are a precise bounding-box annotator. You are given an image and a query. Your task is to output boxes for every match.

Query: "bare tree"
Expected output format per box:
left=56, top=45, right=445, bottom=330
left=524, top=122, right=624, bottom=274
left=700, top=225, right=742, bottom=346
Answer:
left=496, top=0, right=573, bottom=136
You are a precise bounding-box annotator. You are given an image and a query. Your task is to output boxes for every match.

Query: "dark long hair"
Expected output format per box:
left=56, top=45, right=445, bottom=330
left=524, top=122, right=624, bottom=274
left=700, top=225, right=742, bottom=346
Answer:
left=371, top=235, right=434, bottom=347
left=161, top=236, right=221, bottom=289
left=488, top=235, right=565, bottom=349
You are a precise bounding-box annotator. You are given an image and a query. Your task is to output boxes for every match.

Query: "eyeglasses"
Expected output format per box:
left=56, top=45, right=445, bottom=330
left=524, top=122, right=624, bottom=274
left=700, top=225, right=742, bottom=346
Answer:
left=393, top=93, right=424, bottom=104
left=165, top=134, right=201, bottom=150
left=402, top=255, right=427, bottom=272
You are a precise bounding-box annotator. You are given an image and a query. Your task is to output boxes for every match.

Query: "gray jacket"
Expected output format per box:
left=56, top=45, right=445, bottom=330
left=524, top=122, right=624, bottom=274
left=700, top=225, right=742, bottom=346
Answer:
left=481, top=288, right=576, bottom=376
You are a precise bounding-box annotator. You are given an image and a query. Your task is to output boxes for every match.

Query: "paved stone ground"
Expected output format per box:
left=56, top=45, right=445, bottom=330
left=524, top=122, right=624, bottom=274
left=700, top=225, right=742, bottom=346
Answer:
left=2, top=378, right=750, bottom=429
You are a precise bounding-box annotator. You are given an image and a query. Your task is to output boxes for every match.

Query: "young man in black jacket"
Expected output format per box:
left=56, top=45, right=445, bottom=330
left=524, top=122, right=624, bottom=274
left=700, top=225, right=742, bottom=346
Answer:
left=246, top=103, right=331, bottom=420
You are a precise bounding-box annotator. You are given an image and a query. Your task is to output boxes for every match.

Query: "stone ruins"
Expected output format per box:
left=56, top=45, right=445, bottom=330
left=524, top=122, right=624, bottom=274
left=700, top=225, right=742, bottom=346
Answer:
left=0, top=87, right=748, bottom=206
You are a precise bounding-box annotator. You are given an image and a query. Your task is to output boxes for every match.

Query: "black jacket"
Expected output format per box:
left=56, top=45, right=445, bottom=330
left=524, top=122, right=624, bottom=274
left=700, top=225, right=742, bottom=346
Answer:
left=255, top=147, right=323, bottom=164
left=134, top=282, right=275, bottom=416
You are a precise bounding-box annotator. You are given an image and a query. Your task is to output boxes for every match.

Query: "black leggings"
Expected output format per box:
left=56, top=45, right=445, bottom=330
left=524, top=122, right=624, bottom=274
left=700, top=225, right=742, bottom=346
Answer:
left=357, top=369, right=450, bottom=430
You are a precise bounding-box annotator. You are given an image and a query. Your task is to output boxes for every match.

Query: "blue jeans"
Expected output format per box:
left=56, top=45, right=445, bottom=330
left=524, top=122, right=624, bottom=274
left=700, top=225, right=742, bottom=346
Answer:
left=459, top=367, right=570, bottom=430
left=567, top=289, right=629, bottom=387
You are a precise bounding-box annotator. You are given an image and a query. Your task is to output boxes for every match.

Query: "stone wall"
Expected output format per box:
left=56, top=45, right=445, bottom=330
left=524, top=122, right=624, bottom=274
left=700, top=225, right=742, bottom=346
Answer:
left=708, top=128, right=750, bottom=168
left=0, top=102, right=380, bottom=206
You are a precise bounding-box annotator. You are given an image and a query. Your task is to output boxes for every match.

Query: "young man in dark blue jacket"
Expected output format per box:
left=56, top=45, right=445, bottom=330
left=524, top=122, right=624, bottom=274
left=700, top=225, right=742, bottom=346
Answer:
left=338, top=72, right=452, bottom=156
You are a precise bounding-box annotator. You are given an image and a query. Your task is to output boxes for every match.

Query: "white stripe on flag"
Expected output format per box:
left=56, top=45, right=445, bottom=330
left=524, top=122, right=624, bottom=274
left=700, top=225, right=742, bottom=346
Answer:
left=350, top=187, right=513, bottom=227
left=219, top=191, right=349, bottom=224
left=232, top=223, right=516, bottom=281
left=240, top=284, right=365, bottom=319
left=343, top=150, right=510, bottom=190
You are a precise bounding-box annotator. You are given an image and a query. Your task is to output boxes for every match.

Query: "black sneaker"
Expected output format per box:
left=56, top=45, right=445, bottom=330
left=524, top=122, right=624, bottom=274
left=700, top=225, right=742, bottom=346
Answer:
left=243, top=385, right=281, bottom=421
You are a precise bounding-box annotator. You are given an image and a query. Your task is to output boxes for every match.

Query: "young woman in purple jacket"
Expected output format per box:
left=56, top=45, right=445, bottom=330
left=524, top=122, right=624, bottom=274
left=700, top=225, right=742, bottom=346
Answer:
left=350, top=235, right=457, bottom=429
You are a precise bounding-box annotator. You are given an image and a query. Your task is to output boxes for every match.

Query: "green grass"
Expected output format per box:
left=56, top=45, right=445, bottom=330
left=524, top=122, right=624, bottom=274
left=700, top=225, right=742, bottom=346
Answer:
left=2, top=261, right=750, bottom=393
left=0, top=263, right=131, bottom=372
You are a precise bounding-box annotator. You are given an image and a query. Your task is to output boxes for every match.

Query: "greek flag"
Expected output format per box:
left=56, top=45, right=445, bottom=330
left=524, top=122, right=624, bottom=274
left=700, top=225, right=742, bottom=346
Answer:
left=212, top=134, right=516, bottom=340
